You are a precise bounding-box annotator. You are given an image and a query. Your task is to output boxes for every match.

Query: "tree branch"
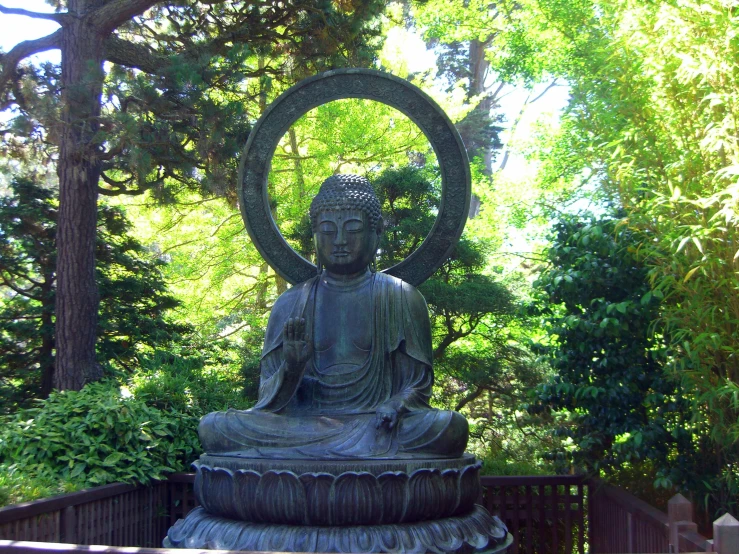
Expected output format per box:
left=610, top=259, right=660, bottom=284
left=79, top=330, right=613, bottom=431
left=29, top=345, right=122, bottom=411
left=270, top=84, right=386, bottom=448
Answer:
left=92, top=0, right=166, bottom=35
left=102, top=35, right=169, bottom=74
left=455, top=386, right=484, bottom=412
left=0, top=29, right=62, bottom=103
left=530, top=78, right=559, bottom=104
left=0, top=4, right=66, bottom=23
left=0, top=273, right=43, bottom=301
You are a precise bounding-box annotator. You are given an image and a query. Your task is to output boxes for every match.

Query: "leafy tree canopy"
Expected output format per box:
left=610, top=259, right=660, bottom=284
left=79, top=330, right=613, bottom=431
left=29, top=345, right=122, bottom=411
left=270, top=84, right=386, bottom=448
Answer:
left=0, top=0, right=386, bottom=390
left=504, top=0, right=739, bottom=514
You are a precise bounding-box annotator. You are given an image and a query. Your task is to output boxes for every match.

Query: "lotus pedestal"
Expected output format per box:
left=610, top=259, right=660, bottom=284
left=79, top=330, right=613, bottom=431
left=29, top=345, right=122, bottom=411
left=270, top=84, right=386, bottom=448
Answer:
left=164, top=454, right=512, bottom=553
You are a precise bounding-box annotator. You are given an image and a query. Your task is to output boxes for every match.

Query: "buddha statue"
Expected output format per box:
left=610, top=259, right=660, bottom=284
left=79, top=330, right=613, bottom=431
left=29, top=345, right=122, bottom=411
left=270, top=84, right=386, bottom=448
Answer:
left=198, top=174, right=469, bottom=459
left=166, top=68, right=512, bottom=552
left=167, top=174, right=511, bottom=553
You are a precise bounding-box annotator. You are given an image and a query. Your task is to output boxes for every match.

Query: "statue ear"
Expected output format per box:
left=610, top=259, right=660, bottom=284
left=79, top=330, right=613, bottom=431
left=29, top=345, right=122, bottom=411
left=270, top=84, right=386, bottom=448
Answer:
left=375, top=216, right=384, bottom=236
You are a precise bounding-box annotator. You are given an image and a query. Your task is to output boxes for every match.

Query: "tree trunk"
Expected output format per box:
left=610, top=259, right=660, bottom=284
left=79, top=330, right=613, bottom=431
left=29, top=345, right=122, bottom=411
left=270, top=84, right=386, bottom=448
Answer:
left=53, top=13, right=105, bottom=390
left=40, top=276, right=55, bottom=398
left=469, top=39, right=493, bottom=175
left=256, top=261, right=269, bottom=311
left=465, top=38, right=493, bottom=219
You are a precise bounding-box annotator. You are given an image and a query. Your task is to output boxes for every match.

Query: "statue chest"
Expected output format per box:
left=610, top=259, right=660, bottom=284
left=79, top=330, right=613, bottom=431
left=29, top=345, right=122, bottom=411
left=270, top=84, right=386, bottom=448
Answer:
left=312, top=279, right=372, bottom=368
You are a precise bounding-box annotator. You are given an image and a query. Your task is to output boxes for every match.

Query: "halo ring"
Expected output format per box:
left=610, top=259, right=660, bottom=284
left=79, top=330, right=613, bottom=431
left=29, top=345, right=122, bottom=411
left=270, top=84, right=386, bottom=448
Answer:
left=238, top=68, right=471, bottom=287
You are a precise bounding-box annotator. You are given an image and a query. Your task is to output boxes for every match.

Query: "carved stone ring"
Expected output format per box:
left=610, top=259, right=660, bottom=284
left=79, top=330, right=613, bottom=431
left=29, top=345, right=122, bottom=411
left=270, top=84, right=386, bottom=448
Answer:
left=238, top=68, right=471, bottom=287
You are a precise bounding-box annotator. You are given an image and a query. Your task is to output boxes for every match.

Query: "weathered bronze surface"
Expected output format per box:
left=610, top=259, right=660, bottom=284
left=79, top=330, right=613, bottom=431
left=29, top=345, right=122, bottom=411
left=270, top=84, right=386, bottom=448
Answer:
left=238, top=68, right=471, bottom=287
left=200, top=175, right=468, bottom=459
left=166, top=70, right=510, bottom=553
left=192, top=455, right=481, bottom=525
left=166, top=506, right=513, bottom=553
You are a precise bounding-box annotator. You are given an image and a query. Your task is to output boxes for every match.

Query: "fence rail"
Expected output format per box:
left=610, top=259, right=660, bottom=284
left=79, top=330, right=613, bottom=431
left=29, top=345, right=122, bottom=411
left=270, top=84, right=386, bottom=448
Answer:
left=589, top=481, right=669, bottom=553
left=480, top=475, right=588, bottom=554
left=0, top=473, right=195, bottom=547
left=588, top=481, right=722, bottom=553
left=1, top=472, right=732, bottom=553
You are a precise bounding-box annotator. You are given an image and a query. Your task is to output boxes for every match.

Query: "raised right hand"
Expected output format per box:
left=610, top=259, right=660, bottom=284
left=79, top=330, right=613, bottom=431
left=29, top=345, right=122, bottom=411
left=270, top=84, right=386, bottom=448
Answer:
left=283, top=317, right=312, bottom=369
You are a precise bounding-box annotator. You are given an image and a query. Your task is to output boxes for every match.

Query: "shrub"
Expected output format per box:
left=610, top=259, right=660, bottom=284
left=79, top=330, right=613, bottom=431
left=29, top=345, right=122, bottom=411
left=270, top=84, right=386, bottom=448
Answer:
left=479, top=451, right=550, bottom=477
left=0, top=468, right=81, bottom=507
left=0, top=380, right=201, bottom=499
left=130, top=346, right=251, bottom=415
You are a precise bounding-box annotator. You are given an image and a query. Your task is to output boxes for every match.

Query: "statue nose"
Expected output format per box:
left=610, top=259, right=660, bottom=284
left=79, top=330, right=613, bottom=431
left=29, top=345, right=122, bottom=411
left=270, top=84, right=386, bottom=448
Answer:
left=334, top=229, right=348, bottom=244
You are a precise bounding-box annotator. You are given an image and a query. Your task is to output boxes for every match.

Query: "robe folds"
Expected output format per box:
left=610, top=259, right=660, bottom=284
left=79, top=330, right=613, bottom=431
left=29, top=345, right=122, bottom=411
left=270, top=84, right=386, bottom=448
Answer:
left=199, top=272, right=468, bottom=459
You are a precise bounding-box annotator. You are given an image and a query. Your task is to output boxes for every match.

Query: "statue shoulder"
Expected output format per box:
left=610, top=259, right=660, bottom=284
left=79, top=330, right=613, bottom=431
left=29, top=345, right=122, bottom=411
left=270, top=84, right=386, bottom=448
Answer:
left=375, top=272, right=430, bottom=321
left=271, top=278, right=314, bottom=315
left=401, top=279, right=428, bottom=313
left=375, top=272, right=432, bottom=363
left=262, top=277, right=317, bottom=357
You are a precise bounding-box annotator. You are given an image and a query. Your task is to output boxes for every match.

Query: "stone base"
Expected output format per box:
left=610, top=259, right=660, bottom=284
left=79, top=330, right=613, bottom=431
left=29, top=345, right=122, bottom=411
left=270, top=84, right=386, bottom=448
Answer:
left=164, top=505, right=512, bottom=553
left=194, top=454, right=481, bottom=525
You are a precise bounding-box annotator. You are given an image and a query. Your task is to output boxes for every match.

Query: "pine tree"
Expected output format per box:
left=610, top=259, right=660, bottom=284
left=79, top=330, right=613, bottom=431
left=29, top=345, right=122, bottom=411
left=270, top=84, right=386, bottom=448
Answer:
left=0, top=176, right=188, bottom=414
left=0, top=0, right=384, bottom=390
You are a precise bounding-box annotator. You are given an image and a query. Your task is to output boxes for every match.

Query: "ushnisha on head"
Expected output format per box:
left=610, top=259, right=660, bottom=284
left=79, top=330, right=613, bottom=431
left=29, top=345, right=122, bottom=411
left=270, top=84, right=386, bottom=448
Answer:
left=309, top=175, right=384, bottom=276
left=309, top=175, right=383, bottom=231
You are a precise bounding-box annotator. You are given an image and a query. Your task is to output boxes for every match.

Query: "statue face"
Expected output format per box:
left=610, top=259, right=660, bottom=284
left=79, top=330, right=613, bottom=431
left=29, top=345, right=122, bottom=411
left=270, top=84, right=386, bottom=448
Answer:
left=314, top=209, right=379, bottom=275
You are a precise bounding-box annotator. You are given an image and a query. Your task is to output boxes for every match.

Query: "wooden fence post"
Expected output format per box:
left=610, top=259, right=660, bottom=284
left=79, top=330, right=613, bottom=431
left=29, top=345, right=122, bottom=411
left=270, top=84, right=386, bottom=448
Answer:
left=61, top=505, right=76, bottom=544
left=712, top=513, right=739, bottom=554
left=668, top=493, right=697, bottom=553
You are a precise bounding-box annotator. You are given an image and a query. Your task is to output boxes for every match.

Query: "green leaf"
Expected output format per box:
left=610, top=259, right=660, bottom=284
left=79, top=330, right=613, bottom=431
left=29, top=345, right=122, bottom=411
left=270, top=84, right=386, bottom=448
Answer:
left=683, top=267, right=699, bottom=282
left=676, top=236, right=690, bottom=254
left=102, top=452, right=124, bottom=466
left=69, top=463, right=87, bottom=478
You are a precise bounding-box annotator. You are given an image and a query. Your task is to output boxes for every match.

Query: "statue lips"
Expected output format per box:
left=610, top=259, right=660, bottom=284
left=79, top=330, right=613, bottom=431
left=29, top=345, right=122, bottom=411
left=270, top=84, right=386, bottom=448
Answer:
left=328, top=248, right=358, bottom=266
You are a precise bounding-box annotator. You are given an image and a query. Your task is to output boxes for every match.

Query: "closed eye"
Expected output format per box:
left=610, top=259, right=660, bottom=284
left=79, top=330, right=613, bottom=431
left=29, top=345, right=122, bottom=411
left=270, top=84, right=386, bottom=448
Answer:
left=344, top=221, right=364, bottom=233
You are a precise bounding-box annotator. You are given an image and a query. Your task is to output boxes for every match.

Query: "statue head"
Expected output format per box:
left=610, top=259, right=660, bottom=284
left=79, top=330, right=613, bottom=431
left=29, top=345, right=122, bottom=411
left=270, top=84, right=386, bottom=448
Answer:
left=309, top=174, right=384, bottom=275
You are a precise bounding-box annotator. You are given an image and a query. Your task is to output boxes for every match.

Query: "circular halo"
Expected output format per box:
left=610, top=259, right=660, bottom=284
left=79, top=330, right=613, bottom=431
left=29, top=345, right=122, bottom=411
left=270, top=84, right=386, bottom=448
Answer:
left=238, top=68, right=471, bottom=287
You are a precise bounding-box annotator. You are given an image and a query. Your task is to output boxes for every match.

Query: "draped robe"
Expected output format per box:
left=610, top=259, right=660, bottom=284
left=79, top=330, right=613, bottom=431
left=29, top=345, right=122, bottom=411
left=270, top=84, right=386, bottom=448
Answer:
left=198, top=271, right=468, bottom=459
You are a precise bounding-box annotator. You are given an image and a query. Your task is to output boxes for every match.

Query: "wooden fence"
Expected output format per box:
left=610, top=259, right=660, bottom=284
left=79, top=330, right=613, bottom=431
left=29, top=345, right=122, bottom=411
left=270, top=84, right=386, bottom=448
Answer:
left=1, top=473, right=589, bottom=553
left=480, top=475, right=588, bottom=554
left=589, top=481, right=670, bottom=553
left=588, top=480, right=739, bottom=553
left=0, top=473, right=195, bottom=547
left=1, top=472, right=737, bottom=553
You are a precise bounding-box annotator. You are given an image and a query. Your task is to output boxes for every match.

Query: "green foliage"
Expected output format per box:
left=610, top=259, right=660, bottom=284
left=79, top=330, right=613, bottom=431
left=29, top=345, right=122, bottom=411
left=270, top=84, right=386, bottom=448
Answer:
left=3, top=2, right=385, bottom=202
left=131, top=346, right=252, bottom=415
left=0, top=177, right=57, bottom=410
left=530, top=211, right=700, bottom=489
left=511, top=0, right=739, bottom=515
left=0, top=177, right=188, bottom=413
left=479, top=451, right=549, bottom=477
left=0, top=467, right=81, bottom=508
left=0, top=380, right=200, bottom=503
left=107, top=0, right=383, bottom=200
left=96, top=206, right=192, bottom=373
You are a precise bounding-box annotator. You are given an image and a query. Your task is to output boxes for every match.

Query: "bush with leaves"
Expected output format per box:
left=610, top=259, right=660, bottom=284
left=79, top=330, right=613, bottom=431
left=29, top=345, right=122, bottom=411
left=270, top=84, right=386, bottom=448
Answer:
left=0, top=380, right=200, bottom=505
left=504, top=0, right=739, bottom=517
left=131, top=345, right=252, bottom=415
left=529, top=212, right=698, bottom=486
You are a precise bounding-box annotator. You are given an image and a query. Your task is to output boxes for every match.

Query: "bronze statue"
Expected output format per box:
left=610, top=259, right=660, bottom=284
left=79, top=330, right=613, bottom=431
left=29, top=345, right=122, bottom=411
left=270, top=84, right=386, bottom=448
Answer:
left=199, top=175, right=468, bottom=459
left=165, top=69, right=511, bottom=553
